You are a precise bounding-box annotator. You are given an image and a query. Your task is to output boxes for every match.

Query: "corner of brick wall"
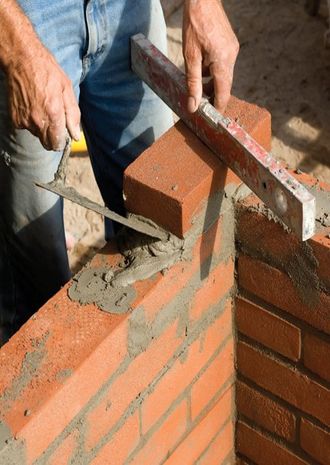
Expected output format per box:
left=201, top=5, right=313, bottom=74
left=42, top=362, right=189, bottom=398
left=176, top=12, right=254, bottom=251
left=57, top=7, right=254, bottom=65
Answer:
left=0, top=95, right=271, bottom=465
left=235, top=176, right=330, bottom=464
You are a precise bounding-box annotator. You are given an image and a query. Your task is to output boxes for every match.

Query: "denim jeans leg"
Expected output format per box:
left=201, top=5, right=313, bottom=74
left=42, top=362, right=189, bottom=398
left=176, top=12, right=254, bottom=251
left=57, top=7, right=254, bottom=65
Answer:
left=0, top=1, right=85, bottom=340
left=79, top=0, right=173, bottom=238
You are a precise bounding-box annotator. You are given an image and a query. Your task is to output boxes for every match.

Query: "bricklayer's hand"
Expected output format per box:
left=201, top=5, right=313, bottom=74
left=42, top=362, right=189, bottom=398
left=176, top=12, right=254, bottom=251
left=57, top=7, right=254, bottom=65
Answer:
left=0, top=0, right=80, bottom=151
left=6, top=44, right=80, bottom=151
left=182, top=0, right=239, bottom=114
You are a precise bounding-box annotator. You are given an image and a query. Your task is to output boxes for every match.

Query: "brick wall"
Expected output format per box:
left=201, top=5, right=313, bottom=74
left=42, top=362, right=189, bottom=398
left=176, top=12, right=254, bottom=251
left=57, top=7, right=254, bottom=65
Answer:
left=1, top=93, right=328, bottom=465
left=235, top=186, right=330, bottom=465
left=0, top=97, right=269, bottom=465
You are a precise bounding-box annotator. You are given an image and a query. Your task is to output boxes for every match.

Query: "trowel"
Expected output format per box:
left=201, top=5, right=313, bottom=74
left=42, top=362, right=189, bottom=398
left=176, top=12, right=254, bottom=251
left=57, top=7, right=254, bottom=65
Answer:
left=36, top=138, right=169, bottom=241
left=37, top=34, right=316, bottom=241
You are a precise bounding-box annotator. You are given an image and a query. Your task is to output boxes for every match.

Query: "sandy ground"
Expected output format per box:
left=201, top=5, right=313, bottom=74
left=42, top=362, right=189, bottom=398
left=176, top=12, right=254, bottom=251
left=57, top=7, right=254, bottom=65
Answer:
left=65, top=0, right=330, bottom=272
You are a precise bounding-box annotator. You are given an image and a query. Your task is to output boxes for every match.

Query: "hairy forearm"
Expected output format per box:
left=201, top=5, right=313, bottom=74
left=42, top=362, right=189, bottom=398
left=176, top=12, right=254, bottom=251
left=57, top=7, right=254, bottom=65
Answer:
left=0, top=0, right=42, bottom=71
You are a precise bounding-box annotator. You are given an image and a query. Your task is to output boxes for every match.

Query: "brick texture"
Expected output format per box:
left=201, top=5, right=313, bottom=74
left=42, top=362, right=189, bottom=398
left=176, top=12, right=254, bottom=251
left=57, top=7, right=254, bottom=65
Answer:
left=124, top=97, right=271, bottom=237
left=163, top=387, right=233, bottom=465
left=129, top=399, right=188, bottom=465
left=303, top=332, right=330, bottom=383
left=237, top=341, right=330, bottom=427
left=236, top=180, right=330, bottom=465
left=237, top=421, right=308, bottom=465
left=236, top=297, right=301, bottom=361
left=236, top=381, right=296, bottom=442
left=238, top=255, right=330, bottom=335
left=300, top=418, right=330, bottom=465
left=141, top=300, right=233, bottom=434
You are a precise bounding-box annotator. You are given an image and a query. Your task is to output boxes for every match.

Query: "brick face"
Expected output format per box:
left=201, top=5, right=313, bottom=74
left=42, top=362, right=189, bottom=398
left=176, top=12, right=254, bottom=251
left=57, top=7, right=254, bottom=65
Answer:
left=237, top=421, right=308, bottom=465
left=124, top=97, right=271, bottom=238
left=141, top=300, right=233, bottom=434
left=303, top=332, right=330, bottom=383
left=163, top=387, right=233, bottom=465
left=236, top=189, right=330, bottom=465
left=300, top=418, right=330, bottom=465
left=237, top=341, right=330, bottom=427
left=85, top=321, right=184, bottom=450
left=236, top=297, right=301, bottom=361
left=236, top=191, right=330, bottom=291
left=193, top=420, right=234, bottom=465
left=238, top=255, right=330, bottom=335
left=190, top=338, right=234, bottom=420
left=236, top=381, right=296, bottom=442
left=129, top=399, right=188, bottom=465
left=89, top=411, right=140, bottom=465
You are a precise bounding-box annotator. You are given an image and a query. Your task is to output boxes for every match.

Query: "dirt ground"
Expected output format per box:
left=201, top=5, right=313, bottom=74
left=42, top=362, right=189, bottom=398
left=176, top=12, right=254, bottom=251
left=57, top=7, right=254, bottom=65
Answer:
left=65, top=0, right=330, bottom=271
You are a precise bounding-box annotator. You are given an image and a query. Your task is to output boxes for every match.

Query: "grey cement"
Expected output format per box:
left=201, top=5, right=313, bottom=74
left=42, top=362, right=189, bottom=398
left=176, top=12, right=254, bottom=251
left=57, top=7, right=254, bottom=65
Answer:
left=68, top=220, right=185, bottom=313
left=68, top=181, right=238, bottom=314
left=0, top=436, right=26, bottom=465
left=237, top=182, right=330, bottom=305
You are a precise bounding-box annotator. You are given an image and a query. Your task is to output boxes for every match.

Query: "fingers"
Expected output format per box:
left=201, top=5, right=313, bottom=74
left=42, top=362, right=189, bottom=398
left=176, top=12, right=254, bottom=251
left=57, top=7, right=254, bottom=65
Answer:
left=184, top=46, right=203, bottom=113
left=210, top=61, right=235, bottom=114
left=63, top=83, right=81, bottom=142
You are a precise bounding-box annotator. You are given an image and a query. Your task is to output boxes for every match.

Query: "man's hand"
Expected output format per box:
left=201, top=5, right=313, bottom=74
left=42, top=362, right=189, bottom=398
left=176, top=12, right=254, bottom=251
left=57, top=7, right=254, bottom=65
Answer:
left=183, top=0, right=239, bottom=114
left=0, top=1, right=80, bottom=151
left=7, top=46, right=81, bottom=151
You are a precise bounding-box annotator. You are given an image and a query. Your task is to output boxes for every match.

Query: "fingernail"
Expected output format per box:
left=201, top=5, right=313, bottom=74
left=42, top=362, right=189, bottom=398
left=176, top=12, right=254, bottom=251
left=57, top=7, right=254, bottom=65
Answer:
left=73, top=127, right=81, bottom=141
left=187, top=96, right=197, bottom=113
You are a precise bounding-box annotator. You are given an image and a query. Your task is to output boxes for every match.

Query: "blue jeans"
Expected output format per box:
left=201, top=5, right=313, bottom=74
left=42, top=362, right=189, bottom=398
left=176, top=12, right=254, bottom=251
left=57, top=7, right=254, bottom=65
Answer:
left=0, top=0, right=173, bottom=342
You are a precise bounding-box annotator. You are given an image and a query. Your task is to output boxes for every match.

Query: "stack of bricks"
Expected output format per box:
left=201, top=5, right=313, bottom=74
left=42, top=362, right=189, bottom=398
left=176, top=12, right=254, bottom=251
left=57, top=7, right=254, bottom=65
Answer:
left=235, top=180, right=330, bottom=464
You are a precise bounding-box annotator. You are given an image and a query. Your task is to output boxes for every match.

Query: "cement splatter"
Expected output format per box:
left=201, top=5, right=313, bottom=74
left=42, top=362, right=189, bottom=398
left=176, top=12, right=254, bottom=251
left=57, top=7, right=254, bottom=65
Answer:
left=68, top=225, right=184, bottom=313
left=0, top=436, right=26, bottom=465
left=127, top=307, right=152, bottom=358
left=0, top=333, right=48, bottom=413
left=68, top=267, right=136, bottom=314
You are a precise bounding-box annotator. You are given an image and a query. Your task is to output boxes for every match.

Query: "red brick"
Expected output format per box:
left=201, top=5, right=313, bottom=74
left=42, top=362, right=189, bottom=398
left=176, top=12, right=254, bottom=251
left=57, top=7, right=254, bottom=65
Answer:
left=309, top=231, right=330, bottom=289
left=191, top=338, right=234, bottom=420
left=236, top=297, right=301, bottom=361
left=0, top=214, right=233, bottom=463
left=129, top=398, right=188, bottom=465
left=0, top=242, right=150, bottom=463
left=85, top=320, right=183, bottom=450
left=236, top=196, right=330, bottom=290
left=238, top=255, right=330, bottom=335
left=190, top=259, right=235, bottom=323
left=163, top=387, right=233, bottom=465
left=48, top=429, right=79, bottom=465
left=124, top=122, right=238, bottom=238
left=1, top=290, right=129, bottom=463
left=236, top=381, right=296, bottom=442
left=300, top=418, right=330, bottom=465
left=141, top=300, right=233, bottom=434
left=237, top=341, right=330, bottom=427
left=124, top=98, right=271, bottom=238
left=224, top=96, right=272, bottom=151
left=141, top=218, right=232, bottom=323
left=195, top=420, right=234, bottom=465
left=303, top=332, right=330, bottom=383
left=89, top=411, right=140, bottom=465
left=237, top=421, right=308, bottom=465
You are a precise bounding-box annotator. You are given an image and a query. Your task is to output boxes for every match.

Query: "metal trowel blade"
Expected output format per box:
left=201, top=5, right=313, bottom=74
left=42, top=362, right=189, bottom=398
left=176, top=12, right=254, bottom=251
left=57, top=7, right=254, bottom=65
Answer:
left=36, top=180, right=168, bottom=241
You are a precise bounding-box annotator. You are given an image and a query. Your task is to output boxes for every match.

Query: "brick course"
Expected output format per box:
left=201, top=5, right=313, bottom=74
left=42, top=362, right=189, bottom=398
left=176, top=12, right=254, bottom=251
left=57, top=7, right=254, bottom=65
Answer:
left=236, top=189, right=330, bottom=465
